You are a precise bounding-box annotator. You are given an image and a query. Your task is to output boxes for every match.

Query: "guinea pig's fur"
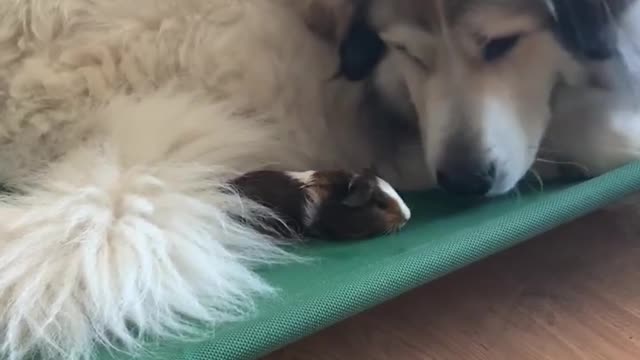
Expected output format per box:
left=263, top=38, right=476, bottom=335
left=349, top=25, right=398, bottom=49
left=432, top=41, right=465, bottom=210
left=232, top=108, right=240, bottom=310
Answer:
left=230, top=169, right=410, bottom=240
left=295, top=169, right=411, bottom=239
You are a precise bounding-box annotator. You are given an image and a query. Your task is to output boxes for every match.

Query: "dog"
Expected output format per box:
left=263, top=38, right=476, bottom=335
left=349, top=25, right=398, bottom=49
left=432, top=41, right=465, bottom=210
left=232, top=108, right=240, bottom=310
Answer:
left=351, top=0, right=640, bottom=195
left=0, top=0, right=638, bottom=359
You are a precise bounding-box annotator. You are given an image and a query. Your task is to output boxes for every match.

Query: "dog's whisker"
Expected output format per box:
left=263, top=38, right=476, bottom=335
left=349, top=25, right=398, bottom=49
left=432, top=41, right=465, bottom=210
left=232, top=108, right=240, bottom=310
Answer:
left=535, top=157, right=590, bottom=174
left=515, top=187, right=523, bottom=202
left=507, top=185, right=522, bottom=202
left=528, top=168, right=545, bottom=192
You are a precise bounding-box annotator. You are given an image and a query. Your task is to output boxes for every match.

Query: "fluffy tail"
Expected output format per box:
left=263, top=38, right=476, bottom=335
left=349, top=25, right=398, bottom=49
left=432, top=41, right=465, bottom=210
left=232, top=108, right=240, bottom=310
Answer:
left=0, top=93, right=297, bottom=360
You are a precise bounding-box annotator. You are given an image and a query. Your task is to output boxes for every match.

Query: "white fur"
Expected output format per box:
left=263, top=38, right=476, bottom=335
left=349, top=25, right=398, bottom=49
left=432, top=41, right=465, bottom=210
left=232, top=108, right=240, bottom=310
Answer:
left=376, top=177, right=411, bottom=220
left=545, top=84, right=640, bottom=176
left=481, top=97, right=531, bottom=196
left=616, top=1, right=640, bottom=81
left=287, top=171, right=317, bottom=185
left=0, top=92, right=302, bottom=360
left=286, top=170, right=320, bottom=226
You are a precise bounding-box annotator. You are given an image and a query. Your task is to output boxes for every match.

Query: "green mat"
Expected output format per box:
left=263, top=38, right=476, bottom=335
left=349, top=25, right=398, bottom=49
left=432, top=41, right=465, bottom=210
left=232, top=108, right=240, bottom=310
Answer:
left=100, top=161, right=640, bottom=360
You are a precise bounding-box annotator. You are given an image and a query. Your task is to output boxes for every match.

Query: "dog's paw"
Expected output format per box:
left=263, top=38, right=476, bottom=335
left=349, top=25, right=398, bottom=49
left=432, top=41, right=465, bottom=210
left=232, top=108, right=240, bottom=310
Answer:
left=229, top=169, right=411, bottom=240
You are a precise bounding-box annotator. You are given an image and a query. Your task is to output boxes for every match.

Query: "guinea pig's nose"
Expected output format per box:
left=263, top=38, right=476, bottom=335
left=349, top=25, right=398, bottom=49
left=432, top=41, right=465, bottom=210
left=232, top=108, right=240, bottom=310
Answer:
left=436, top=161, right=496, bottom=197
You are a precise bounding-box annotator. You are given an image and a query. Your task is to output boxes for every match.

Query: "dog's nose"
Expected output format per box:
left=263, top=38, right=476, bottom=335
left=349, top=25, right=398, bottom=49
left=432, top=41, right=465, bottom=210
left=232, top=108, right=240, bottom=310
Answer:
left=436, top=162, right=496, bottom=196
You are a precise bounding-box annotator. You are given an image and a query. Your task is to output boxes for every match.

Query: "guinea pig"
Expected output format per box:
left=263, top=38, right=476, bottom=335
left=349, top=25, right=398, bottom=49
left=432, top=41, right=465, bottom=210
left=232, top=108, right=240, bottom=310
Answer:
left=229, top=168, right=411, bottom=240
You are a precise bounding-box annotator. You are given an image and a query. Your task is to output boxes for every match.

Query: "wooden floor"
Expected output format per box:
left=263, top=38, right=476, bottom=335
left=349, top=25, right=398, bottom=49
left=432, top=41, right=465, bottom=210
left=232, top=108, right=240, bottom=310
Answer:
left=264, top=198, right=640, bottom=360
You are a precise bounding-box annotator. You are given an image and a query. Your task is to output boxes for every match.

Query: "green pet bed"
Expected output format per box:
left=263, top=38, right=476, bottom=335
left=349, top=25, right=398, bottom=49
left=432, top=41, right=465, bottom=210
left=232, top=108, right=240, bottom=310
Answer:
left=100, top=161, right=640, bottom=360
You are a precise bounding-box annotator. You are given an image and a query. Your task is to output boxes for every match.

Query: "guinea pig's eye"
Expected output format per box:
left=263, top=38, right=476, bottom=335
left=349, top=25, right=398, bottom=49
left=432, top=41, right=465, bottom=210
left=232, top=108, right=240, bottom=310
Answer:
left=373, top=194, right=389, bottom=210
left=482, top=34, right=521, bottom=62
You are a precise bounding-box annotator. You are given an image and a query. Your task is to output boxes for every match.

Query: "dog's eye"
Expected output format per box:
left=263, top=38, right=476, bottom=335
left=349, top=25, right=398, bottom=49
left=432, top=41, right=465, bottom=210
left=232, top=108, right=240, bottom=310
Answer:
left=482, top=34, right=521, bottom=62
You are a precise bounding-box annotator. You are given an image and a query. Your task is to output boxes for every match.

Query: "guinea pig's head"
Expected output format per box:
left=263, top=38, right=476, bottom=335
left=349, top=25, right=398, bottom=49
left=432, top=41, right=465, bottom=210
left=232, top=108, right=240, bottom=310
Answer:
left=305, top=169, right=411, bottom=240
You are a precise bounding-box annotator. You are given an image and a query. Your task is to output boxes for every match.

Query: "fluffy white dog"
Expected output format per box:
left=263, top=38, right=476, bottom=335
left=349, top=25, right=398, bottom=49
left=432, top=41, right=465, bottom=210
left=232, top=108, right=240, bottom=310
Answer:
left=0, top=0, right=410, bottom=358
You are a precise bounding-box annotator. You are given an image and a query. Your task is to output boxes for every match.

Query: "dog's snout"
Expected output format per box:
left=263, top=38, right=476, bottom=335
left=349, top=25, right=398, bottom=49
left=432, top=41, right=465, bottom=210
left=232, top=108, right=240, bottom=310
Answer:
left=435, top=133, right=498, bottom=196
left=436, top=158, right=496, bottom=197
left=436, top=162, right=496, bottom=196
left=436, top=163, right=495, bottom=196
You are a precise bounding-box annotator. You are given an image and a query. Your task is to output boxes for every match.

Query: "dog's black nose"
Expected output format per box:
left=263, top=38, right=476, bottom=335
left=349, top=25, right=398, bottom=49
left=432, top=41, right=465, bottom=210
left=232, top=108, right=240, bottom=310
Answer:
left=436, top=162, right=496, bottom=197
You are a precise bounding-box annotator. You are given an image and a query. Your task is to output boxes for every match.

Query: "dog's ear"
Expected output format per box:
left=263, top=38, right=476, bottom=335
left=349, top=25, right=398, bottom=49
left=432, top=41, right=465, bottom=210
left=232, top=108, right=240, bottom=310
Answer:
left=547, top=0, right=622, bottom=61
left=379, top=23, right=436, bottom=69
left=337, top=17, right=387, bottom=81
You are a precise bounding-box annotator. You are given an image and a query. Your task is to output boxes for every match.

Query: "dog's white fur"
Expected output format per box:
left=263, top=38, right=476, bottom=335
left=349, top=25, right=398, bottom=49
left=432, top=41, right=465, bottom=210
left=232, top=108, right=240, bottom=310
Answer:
left=0, top=0, right=639, bottom=359
left=0, top=0, right=395, bottom=358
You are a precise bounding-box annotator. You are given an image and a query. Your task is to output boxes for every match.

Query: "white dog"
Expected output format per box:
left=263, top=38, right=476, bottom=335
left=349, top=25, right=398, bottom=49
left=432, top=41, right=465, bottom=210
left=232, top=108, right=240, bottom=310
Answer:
left=0, top=0, right=638, bottom=359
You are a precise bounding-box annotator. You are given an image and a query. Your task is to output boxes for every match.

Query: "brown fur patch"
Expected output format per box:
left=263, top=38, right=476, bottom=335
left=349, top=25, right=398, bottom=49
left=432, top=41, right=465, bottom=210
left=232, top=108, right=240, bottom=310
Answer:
left=229, top=170, right=307, bottom=237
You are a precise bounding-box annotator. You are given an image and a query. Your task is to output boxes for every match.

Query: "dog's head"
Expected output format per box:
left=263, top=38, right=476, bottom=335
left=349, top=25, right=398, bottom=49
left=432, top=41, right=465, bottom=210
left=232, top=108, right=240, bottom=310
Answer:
left=368, top=0, right=588, bottom=196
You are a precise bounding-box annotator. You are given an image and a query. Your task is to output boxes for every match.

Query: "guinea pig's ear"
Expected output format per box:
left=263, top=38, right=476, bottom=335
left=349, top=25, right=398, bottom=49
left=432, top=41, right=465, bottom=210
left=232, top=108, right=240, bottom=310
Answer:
left=342, top=174, right=376, bottom=207
left=361, top=166, right=378, bottom=178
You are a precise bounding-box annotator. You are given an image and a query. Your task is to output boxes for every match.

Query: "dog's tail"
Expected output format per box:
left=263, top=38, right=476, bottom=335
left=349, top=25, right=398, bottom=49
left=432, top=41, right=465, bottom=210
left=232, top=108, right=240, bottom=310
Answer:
left=0, top=92, right=297, bottom=360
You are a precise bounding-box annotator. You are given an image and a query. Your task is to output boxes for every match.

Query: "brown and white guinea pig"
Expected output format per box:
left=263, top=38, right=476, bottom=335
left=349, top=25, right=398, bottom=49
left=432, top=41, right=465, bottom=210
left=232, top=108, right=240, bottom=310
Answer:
left=229, top=169, right=411, bottom=240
